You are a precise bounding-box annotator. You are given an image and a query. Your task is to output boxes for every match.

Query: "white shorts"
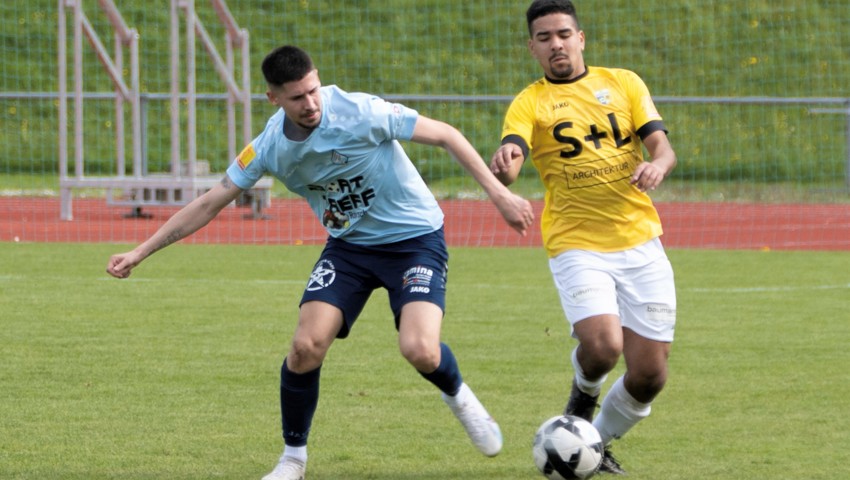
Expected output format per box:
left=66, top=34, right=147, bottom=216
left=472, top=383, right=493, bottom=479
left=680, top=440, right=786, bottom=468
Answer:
left=549, top=238, right=677, bottom=342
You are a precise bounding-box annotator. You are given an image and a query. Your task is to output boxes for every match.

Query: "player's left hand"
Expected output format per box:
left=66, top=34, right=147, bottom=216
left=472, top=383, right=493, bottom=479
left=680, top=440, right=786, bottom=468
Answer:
left=631, top=161, right=666, bottom=192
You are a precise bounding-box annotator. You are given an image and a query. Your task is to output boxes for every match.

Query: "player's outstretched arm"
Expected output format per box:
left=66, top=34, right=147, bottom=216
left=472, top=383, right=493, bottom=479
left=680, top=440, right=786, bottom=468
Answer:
left=410, top=115, right=534, bottom=236
left=106, top=176, right=244, bottom=279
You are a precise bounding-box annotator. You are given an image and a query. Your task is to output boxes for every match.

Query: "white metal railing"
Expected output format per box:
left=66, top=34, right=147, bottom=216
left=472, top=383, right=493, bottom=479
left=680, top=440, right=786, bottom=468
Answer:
left=56, top=0, right=268, bottom=221
left=171, top=0, right=252, bottom=178
left=58, top=0, right=141, bottom=220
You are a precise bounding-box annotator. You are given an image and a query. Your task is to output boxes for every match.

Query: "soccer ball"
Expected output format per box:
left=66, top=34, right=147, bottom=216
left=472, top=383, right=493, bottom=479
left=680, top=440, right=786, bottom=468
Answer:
left=532, top=415, right=604, bottom=480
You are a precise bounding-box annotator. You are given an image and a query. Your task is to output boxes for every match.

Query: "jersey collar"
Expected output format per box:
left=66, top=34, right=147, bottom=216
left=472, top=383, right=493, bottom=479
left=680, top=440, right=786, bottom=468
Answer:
left=544, top=67, right=589, bottom=85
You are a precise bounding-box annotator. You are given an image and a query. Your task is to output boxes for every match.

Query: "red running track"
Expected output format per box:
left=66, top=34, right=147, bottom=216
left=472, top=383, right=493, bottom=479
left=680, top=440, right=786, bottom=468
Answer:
left=1, top=197, right=849, bottom=251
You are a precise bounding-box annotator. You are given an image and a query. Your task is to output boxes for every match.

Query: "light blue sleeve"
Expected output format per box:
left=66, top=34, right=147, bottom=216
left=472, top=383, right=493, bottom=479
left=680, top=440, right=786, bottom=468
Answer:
left=389, top=101, right=419, bottom=141
left=330, top=87, right=418, bottom=143
left=226, top=109, right=284, bottom=189
left=226, top=156, right=256, bottom=190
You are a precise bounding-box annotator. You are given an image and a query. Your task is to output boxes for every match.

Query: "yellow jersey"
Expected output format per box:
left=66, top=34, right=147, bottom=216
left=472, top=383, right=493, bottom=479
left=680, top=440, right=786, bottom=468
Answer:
left=501, top=66, right=667, bottom=256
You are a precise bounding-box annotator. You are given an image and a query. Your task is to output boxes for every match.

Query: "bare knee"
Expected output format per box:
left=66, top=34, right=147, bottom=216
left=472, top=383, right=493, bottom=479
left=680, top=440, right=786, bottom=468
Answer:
left=576, top=337, right=623, bottom=379
left=287, top=336, right=330, bottom=373
left=400, top=339, right=440, bottom=372
left=397, top=302, right=444, bottom=372
left=574, top=315, right=623, bottom=377
left=288, top=301, right=342, bottom=373
left=622, top=330, right=671, bottom=402
left=582, top=340, right=621, bottom=367
left=624, top=367, right=667, bottom=403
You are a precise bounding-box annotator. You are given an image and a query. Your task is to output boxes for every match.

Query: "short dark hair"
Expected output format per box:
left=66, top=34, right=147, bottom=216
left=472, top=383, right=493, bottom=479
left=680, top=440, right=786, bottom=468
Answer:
left=261, top=45, right=315, bottom=87
left=526, top=0, right=580, bottom=36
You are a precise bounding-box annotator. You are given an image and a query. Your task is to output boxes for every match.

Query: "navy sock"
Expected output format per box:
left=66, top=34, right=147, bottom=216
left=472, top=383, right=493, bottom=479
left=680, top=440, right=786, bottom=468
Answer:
left=418, top=342, right=463, bottom=396
left=280, top=358, right=321, bottom=447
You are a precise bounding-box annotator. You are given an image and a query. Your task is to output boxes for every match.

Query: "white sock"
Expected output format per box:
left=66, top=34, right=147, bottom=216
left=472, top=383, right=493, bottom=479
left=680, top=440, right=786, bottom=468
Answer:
left=571, top=347, right=607, bottom=397
left=283, top=445, right=307, bottom=462
left=593, top=376, right=651, bottom=445
left=444, top=382, right=470, bottom=405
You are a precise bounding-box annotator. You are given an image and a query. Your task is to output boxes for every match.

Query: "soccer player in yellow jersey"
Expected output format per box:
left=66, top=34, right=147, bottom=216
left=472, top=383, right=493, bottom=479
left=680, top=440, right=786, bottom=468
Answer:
left=490, top=0, right=678, bottom=474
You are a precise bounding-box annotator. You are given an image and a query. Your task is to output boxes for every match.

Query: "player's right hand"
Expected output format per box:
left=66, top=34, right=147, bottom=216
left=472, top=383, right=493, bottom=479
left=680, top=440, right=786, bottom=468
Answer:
left=106, top=251, right=141, bottom=279
left=495, top=192, right=534, bottom=237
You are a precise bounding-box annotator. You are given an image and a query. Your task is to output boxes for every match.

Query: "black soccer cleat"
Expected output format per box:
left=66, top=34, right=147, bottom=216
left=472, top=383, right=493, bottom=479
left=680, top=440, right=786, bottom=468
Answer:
left=598, top=447, right=627, bottom=475
left=564, top=378, right=599, bottom=422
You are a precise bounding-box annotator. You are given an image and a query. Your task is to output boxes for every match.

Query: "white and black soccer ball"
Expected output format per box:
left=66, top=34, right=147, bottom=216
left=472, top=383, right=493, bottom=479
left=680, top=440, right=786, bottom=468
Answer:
left=532, top=415, right=604, bottom=480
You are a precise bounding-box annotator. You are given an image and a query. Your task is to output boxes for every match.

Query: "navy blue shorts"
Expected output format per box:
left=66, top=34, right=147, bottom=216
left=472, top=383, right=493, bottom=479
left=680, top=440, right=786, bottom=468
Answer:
left=300, top=228, right=448, bottom=338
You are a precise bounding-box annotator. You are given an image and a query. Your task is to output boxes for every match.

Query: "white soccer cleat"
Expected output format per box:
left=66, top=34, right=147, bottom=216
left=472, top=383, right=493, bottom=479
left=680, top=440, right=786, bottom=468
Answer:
left=442, top=383, right=503, bottom=457
left=261, top=455, right=306, bottom=480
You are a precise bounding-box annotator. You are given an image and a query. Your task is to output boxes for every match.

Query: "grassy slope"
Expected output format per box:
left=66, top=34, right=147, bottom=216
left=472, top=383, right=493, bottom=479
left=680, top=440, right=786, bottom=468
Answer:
left=1, top=1, right=849, bottom=195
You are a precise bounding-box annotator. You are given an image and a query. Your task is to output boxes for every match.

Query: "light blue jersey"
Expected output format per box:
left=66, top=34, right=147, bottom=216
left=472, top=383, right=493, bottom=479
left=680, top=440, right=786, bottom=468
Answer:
left=227, top=85, right=444, bottom=245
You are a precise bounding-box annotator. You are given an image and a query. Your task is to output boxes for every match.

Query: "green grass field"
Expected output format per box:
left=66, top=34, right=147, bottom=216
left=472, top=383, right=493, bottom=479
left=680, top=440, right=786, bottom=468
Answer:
left=1, top=243, right=849, bottom=479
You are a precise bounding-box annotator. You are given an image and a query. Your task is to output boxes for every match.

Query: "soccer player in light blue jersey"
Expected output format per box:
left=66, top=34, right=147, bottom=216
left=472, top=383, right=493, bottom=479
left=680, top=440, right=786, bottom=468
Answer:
left=107, top=45, right=534, bottom=480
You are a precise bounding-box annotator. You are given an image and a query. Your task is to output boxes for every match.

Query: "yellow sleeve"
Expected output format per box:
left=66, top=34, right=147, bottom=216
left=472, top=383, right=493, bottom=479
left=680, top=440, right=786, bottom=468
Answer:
left=501, top=83, right=539, bottom=148
left=620, top=70, right=663, bottom=131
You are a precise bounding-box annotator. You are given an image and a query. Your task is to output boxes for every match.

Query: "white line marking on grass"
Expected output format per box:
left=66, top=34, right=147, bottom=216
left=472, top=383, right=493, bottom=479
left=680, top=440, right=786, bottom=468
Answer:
left=12, top=276, right=848, bottom=294
left=94, top=277, right=307, bottom=286
left=685, top=284, right=850, bottom=293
